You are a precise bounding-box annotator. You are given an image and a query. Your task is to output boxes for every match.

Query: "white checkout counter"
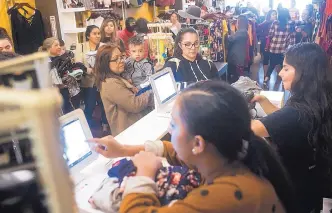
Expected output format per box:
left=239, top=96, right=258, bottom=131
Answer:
left=76, top=91, right=284, bottom=213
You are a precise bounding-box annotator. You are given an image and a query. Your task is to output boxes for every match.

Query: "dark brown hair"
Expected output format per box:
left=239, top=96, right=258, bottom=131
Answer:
left=237, top=15, right=248, bottom=30
left=173, top=27, right=199, bottom=58
left=95, top=44, right=122, bottom=90
left=128, top=35, right=144, bottom=46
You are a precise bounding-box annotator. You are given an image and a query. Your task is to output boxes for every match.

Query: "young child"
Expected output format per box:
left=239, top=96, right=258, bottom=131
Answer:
left=122, top=35, right=153, bottom=95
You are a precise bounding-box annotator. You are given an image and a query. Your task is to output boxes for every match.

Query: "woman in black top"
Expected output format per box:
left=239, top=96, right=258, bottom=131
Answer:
left=252, top=43, right=332, bottom=213
left=164, top=28, right=219, bottom=84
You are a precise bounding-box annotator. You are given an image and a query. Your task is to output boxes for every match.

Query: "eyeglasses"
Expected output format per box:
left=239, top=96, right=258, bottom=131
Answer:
left=110, top=55, right=126, bottom=63
left=181, top=42, right=200, bottom=49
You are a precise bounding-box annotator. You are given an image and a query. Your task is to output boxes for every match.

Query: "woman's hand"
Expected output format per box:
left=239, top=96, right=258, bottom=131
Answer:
left=132, top=151, right=162, bottom=180
left=251, top=94, right=268, bottom=104
left=88, top=135, right=125, bottom=158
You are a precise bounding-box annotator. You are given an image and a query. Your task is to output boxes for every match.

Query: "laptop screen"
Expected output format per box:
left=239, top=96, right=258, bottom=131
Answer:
left=154, top=71, right=177, bottom=104
left=62, top=119, right=92, bottom=168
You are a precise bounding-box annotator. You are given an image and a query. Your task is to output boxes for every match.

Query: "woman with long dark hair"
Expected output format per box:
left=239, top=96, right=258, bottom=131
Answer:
left=257, top=10, right=277, bottom=78
left=164, top=27, right=218, bottom=84
left=252, top=43, right=332, bottom=212
left=89, top=80, right=298, bottom=213
left=82, top=25, right=109, bottom=134
left=263, top=8, right=294, bottom=89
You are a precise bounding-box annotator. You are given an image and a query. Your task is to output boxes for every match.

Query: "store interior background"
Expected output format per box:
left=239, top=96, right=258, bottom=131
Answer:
left=0, top=0, right=312, bottom=136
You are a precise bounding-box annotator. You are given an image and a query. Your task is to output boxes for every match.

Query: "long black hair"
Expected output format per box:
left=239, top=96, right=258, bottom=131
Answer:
left=238, top=15, right=248, bottom=30
left=285, top=43, right=332, bottom=177
left=136, top=18, right=149, bottom=34
left=85, top=25, right=99, bottom=41
left=277, top=8, right=289, bottom=31
left=266, top=9, right=277, bottom=21
left=178, top=80, right=297, bottom=212
left=173, top=27, right=199, bottom=58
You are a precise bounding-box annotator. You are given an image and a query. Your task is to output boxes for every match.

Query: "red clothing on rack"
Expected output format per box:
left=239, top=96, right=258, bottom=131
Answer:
left=326, top=0, right=332, bottom=15
left=117, top=29, right=135, bottom=56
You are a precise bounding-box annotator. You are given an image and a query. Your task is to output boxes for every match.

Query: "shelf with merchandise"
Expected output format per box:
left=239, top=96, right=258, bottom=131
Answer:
left=63, top=28, right=87, bottom=34
left=60, top=7, right=86, bottom=13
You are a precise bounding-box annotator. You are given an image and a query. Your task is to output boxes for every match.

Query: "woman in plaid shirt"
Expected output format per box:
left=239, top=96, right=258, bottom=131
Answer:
left=264, top=8, right=303, bottom=89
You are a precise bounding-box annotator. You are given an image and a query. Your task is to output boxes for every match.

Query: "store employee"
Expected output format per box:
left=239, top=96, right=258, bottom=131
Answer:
left=164, top=27, right=218, bottom=84
left=90, top=81, right=296, bottom=213
left=251, top=43, right=332, bottom=213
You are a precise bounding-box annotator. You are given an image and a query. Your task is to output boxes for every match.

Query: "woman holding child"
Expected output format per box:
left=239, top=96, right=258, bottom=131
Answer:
left=95, top=44, right=154, bottom=136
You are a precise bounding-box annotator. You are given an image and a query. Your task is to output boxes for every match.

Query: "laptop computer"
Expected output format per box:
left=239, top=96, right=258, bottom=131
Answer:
left=150, top=68, right=178, bottom=118
left=59, top=109, right=109, bottom=204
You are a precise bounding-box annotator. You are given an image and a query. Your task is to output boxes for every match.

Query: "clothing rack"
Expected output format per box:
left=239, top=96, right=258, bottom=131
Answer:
left=148, top=22, right=172, bottom=33
left=147, top=33, right=173, bottom=65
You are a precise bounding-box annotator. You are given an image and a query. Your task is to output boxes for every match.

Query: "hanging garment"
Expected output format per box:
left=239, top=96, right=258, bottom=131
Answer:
left=86, top=16, right=104, bottom=28
left=10, top=9, right=45, bottom=55
left=156, top=0, right=175, bottom=7
left=81, top=0, right=94, bottom=10
left=210, top=19, right=225, bottom=62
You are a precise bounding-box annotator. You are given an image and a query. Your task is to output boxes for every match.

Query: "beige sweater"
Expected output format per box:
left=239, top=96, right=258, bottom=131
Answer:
left=100, top=77, right=153, bottom=136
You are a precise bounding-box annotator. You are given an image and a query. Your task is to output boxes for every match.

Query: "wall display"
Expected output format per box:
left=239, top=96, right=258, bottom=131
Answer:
left=62, top=0, right=84, bottom=9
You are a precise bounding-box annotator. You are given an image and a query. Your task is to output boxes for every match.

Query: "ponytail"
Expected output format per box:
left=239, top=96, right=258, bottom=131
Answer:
left=39, top=37, right=58, bottom=53
left=242, top=133, right=298, bottom=213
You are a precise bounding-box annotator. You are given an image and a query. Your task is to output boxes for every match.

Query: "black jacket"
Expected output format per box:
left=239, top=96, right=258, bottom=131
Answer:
left=164, top=55, right=219, bottom=83
left=227, top=29, right=249, bottom=66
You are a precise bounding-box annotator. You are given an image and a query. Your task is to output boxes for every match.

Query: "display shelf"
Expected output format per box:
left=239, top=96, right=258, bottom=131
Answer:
left=60, top=7, right=86, bottom=13
left=63, top=28, right=86, bottom=34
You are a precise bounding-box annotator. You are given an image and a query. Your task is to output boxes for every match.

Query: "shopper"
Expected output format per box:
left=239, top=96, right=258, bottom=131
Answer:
left=227, top=15, right=249, bottom=84
left=82, top=25, right=109, bottom=134
left=94, top=44, right=153, bottom=136
left=100, top=18, right=125, bottom=51
left=264, top=8, right=295, bottom=90
left=39, top=37, right=80, bottom=113
left=117, top=17, right=136, bottom=56
left=89, top=80, right=297, bottom=213
left=164, top=27, right=218, bottom=84
left=0, top=34, right=14, bottom=53
left=257, top=10, right=277, bottom=78
left=135, top=18, right=149, bottom=59
left=170, top=12, right=181, bottom=37
left=252, top=43, right=332, bottom=213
